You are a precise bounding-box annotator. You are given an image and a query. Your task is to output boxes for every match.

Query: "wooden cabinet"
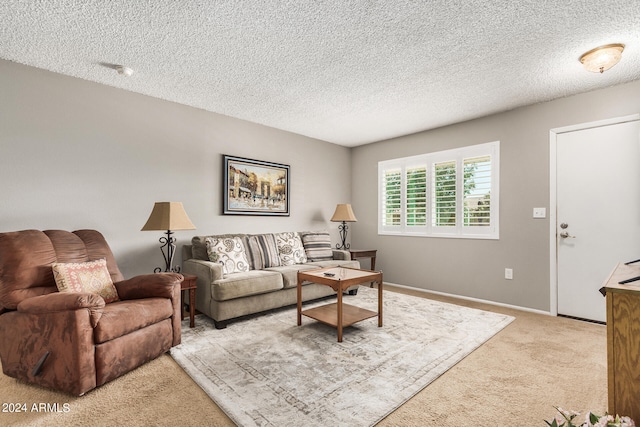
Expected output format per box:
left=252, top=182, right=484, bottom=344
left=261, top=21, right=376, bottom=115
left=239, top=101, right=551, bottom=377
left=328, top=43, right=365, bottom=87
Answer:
left=603, top=262, right=640, bottom=420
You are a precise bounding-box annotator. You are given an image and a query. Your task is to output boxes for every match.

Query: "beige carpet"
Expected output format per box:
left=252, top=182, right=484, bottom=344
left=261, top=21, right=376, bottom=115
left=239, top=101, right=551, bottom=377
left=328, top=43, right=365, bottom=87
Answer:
left=0, top=285, right=607, bottom=426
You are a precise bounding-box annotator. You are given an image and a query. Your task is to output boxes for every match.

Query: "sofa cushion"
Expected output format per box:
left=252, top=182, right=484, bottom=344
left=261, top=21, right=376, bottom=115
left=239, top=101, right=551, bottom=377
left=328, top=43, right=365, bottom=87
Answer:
left=93, top=297, right=173, bottom=343
left=245, top=234, right=281, bottom=270
left=211, top=270, right=283, bottom=301
left=265, top=264, right=321, bottom=289
left=275, top=232, right=307, bottom=266
left=300, top=231, right=333, bottom=261
left=191, top=234, right=246, bottom=261
left=52, top=258, right=120, bottom=303
left=205, top=236, right=250, bottom=274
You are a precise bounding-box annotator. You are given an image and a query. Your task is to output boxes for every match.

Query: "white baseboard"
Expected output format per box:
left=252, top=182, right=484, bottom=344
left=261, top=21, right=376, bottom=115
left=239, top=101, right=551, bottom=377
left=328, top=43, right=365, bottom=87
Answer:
left=382, top=281, right=552, bottom=317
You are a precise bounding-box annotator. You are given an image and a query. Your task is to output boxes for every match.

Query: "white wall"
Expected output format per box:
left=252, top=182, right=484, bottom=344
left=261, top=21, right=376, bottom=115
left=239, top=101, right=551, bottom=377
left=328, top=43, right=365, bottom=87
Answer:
left=351, top=78, right=640, bottom=312
left=0, top=59, right=352, bottom=277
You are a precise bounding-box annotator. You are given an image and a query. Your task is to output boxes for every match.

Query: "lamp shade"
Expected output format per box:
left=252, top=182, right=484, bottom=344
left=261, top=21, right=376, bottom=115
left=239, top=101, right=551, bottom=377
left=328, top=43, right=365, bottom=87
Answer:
left=141, top=202, right=196, bottom=231
left=580, top=43, right=624, bottom=73
left=330, top=204, right=357, bottom=222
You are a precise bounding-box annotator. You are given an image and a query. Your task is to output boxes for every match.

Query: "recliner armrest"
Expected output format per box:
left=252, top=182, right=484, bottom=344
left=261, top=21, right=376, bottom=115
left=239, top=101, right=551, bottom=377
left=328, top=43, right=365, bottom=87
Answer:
left=115, top=273, right=182, bottom=346
left=114, top=273, right=182, bottom=300
left=17, top=292, right=105, bottom=327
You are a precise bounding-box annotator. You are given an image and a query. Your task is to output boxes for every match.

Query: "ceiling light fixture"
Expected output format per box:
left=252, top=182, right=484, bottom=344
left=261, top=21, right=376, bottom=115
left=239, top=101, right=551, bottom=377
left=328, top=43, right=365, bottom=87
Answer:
left=579, top=43, right=624, bottom=73
left=115, top=65, right=134, bottom=77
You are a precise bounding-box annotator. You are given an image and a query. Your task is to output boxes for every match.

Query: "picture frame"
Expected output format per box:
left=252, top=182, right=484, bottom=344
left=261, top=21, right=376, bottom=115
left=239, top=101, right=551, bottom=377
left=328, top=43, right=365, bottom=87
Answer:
left=223, top=155, right=290, bottom=216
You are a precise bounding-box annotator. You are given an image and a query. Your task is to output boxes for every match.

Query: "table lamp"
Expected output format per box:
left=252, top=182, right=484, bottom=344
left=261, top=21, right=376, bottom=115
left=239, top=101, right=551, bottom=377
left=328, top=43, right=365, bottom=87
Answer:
left=142, top=202, right=196, bottom=273
left=330, top=203, right=357, bottom=250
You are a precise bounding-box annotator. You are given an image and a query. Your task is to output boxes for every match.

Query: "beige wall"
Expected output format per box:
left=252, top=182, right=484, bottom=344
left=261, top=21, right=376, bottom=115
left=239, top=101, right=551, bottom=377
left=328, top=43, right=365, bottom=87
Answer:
left=0, top=59, right=352, bottom=277
left=3, top=56, right=640, bottom=312
left=351, top=78, right=640, bottom=312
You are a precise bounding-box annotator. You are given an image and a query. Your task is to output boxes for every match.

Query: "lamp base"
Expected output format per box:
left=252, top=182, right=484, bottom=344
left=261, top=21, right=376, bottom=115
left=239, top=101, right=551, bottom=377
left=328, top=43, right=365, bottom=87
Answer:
left=153, top=230, right=180, bottom=273
left=335, top=221, right=350, bottom=250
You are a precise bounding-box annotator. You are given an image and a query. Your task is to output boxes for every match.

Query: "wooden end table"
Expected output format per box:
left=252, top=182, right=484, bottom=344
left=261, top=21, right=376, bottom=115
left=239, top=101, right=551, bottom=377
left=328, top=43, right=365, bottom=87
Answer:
left=297, top=267, right=383, bottom=342
left=181, top=274, right=197, bottom=328
left=349, top=249, right=377, bottom=271
left=349, top=249, right=377, bottom=286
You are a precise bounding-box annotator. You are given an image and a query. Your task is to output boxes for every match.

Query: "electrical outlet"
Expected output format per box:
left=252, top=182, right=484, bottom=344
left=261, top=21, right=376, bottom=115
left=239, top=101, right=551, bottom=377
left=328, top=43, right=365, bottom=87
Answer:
left=505, top=268, right=513, bottom=280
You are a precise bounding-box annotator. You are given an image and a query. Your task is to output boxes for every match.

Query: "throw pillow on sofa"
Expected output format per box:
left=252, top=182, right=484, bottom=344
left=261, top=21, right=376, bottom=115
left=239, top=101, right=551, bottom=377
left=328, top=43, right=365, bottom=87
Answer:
left=205, top=236, right=250, bottom=274
left=246, top=234, right=281, bottom=270
left=300, top=231, right=334, bottom=261
left=275, top=232, right=307, bottom=266
left=52, top=258, right=120, bottom=303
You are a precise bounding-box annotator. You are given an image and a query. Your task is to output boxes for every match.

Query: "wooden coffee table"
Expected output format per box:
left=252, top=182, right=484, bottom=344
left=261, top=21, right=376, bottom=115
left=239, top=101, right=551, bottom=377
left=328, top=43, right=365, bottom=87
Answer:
left=297, top=267, right=383, bottom=342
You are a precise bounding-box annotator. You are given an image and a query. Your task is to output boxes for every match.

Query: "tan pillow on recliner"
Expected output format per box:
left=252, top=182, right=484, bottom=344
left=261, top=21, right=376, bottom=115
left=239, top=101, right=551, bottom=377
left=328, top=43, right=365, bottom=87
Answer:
left=52, top=258, right=120, bottom=303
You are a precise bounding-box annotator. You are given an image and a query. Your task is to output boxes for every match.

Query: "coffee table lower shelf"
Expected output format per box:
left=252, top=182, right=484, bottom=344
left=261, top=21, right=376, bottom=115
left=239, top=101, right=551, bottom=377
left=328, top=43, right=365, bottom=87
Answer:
left=298, top=267, right=383, bottom=342
left=301, top=303, right=378, bottom=328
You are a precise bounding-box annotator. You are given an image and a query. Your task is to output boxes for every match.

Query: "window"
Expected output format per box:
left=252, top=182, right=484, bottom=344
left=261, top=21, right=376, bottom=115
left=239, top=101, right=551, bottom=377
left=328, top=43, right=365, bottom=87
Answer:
left=378, top=141, right=499, bottom=239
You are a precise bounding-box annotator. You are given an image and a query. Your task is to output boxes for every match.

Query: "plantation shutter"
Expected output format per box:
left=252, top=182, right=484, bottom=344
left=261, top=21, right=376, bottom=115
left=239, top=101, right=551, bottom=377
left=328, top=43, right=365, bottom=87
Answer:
left=406, top=166, right=427, bottom=227
left=432, top=160, right=456, bottom=227
left=382, top=168, right=402, bottom=227
left=463, top=155, right=492, bottom=227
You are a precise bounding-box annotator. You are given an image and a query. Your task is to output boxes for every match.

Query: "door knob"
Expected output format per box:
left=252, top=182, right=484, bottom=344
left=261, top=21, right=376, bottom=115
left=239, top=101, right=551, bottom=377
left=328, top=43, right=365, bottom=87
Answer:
left=560, top=231, right=575, bottom=239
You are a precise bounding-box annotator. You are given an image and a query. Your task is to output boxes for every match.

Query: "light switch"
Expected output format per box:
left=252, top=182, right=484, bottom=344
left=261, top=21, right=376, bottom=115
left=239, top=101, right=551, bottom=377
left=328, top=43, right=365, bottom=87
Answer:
left=533, top=207, right=546, bottom=218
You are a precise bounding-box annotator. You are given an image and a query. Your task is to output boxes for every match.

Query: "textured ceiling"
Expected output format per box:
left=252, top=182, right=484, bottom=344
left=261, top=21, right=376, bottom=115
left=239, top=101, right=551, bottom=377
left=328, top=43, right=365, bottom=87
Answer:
left=2, top=1, right=640, bottom=147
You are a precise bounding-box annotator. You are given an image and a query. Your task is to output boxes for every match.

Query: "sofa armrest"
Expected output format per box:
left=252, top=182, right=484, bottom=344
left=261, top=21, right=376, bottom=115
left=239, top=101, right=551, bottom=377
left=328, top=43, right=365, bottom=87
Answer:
left=332, top=250, right=351, bottom=260
left=17, top=293, right=105, bottom=327
left=114, top=273, right=182, bottom=300
left=182, top=259, right=224, bottom=283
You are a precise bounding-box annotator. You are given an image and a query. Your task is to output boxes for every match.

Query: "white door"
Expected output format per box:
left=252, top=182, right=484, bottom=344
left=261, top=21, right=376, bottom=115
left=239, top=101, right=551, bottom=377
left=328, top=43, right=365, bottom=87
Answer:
left=556, top=118, right=640, bottom=322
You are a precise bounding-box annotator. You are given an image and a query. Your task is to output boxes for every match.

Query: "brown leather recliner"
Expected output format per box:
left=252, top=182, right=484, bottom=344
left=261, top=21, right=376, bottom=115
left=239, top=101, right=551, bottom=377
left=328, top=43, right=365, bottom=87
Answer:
left=0, top=229, right=182, bottom=396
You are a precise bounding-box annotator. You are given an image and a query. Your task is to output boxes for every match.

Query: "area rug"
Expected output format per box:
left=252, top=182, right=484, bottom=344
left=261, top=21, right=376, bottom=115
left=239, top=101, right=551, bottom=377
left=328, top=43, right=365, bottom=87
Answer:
left=170, top=286, right=514, bottom=427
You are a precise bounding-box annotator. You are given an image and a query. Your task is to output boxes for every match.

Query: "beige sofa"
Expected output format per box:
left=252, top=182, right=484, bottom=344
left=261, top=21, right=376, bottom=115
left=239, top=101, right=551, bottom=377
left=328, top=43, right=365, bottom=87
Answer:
left=182, top=231, right=360, bottom=328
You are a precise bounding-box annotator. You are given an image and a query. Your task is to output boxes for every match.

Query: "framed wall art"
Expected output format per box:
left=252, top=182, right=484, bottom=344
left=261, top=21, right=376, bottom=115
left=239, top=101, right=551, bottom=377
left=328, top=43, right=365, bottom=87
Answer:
left=223, top=155, right=290, bottom=216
